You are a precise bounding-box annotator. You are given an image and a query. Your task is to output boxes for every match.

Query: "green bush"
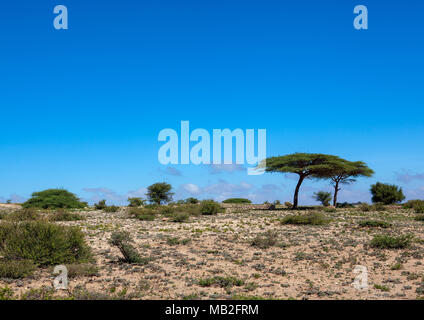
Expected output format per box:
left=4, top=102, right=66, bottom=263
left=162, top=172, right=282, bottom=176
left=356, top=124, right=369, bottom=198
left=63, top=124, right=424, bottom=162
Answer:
left=251, top=231, right=278, bottom=249
left=358, top=220, right=392, bottom=228
left=66, top=263, right=99, bottom=278
left=94, top=200, right=107, bottom=210
left=281, top=212, right=329, bottom=226
left=198, top=276, right=244, bottom=288
left=222, top=198, right=252, bottom=204
left=23, top=189, right=86, bottom=209
left=0, top=259, right=36, bottom=279
left=5, top=208, right=42, bottom=221
left=127, top=197, right=145, bottom=207
left=109, top=231, right=149, bottom=264
left=284, top=201, right=293, bottom=208
left=414, top=206, right=424, bottom=214
left=370, top=182, right=405, bottom=204
left=184, top=197, right=199, bottom=204
left=313, top=191, right=332, bottom=206
left=359, top=203, right=371, bottom=212
left=370, top=234, right=412, bottom=249
left=414, top=215, right=424, bottom=221
left=104, top=205, right=120, bottom=213
left=129, top=207, right=156, bottom=221
left=337, top=202, right=355, bottom=208
left=199, top=200, right=222, bottom=215
left=0, top=286, right=14, bottom=300
left=0, top=222, right=92, bottom=266
left=171, top=212, right=189, bottom=222
left=159, top=205, right=174, bottom=216
left=48, top=210, right=85, bottom=221
left=402, top=200, right=424, bottom=209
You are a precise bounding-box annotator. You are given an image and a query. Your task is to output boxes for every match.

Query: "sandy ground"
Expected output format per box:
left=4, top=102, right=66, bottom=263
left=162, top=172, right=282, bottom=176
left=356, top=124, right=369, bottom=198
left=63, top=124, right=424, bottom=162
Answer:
left=1, top=204, right=423, bottom=300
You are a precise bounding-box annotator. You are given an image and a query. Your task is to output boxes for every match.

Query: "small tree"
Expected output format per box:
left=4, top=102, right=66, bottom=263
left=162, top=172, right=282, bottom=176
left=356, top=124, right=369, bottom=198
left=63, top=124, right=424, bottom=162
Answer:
left=259, top=153, right=345, bottom=209
left=146, top=182, right=173, bottom=205
left=94, top=199, right=107, bottom=210
left=22, top=189, right=86, bottom=209
left=313, top=191, right=332, bottom=206
left=370, top=182, right=405, bottom=204
left=327, top=160, right=374, bottom=207
left=127, top=197, right=145, bottom=207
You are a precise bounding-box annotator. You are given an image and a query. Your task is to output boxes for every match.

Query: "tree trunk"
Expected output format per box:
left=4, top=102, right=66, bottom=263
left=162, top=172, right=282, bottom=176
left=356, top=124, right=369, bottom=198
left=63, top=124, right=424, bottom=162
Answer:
left=333, top=181, right=340, bottom=207
left=293, top=175, right=305, bottom=209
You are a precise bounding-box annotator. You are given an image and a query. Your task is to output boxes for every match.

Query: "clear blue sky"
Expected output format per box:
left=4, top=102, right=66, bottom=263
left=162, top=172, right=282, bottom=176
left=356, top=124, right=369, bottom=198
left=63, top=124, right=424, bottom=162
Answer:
left=1, top=0, right=423, bottom=204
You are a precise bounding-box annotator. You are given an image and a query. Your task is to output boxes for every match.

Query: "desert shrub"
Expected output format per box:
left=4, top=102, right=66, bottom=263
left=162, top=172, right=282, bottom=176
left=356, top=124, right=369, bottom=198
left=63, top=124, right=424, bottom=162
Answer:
left=370, top=234, right=412, bottom=249
left=0, top=222, right=92, bottom=266
left=0, top=286, right=14, bottom=300
left=370, top=182, right=405, bottom=204
left=166, top=237, right=191, bottom=246
left=172, top=212, right=189, bottom=223
left=146, top=182, right=173, bottom=205
left=104, top=205, right=119, bottom=213
left=371, top=203, right=387, bottom=212
left=281, top=212, right=329, bottom=226
left=323, top=207, right=336, bottom=213
left=66, top=263, right=99, bottom=278
left=222, top=198, right=252, bottom=204
left=198, top=276, right=244, bottom=288
left=109, top=231, right=148, bottom=264
left=402, top=200, right=424, bottom=209
left=358, top=220, right=392, bottom=228
left=251, top=231, right=278, bottom=249
left=414, top=206, right=424, bottom=214
left=94, top=200, right=107, bottom=210
left=284, top=202, right=293, bottom=208
left=337, top=202, right=355, bottom=208
left=273, top=200, right=281, bottom=205
left=23, top=189, right=86, bottom=209
left=20, top=286, right=55, bottom=300
left=127, top=197, right=145, bottom=207
left=359, top=203, right=371, bottom=212
left=128, top=207, right=156, bottom=221
left=5, top=208, right=42, bottom=221
left=0, top=259, right=35, bottom=279
left=184, top=197, right=199, bottom=204
left=48, top=210, right=85, bottom=221
left=199, top=200, right=222, bottom=215
left=313, top=191, right=332, bottom=206
left=159, top=205, right=174, bottom=216
left=414, top=215, right=424, bottom=221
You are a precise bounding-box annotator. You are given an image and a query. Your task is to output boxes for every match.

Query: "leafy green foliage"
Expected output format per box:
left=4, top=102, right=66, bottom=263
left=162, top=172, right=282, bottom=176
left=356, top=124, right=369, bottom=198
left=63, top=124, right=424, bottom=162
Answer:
left=222, top=198, right=252, bottom=204
left=128, top=207, right=156, bottom=221
left=313, top=191, right=332, bottom=206
left=94, top=200, right=107, bottom=210
left=127, top=197, right=145, bottom=207
left=104, top=205, right=119, bottom=213
left=146, top=182, right=173, bottom=205
left=251, top=231, right=278, bottom=249
left=358, top=220, right=392, bottom=228
left=403, top=200, right=424, bottom=209
left=0, top=259, right=35, bottom=279
left=22, top=189, right=86, bottom=209
left=199, top=200, right=222, bottom=215
left=4, top=208, right=42, bottom=221
left=109, top=231, right=149, bottom=264
left=198, top=276, right=244, bottom=288
left=171, top=212, right=189, bottom=222
left=0, top=222, right=92, bottom=266
left=370, top=234, right=412, bottom=249
left=370, top=182, right=405, bottom=204
left=281, top=212, right=329, bottom=225
left=48, top=209, right=85, bottom=221
left=184, top=197, right=199, bottom=204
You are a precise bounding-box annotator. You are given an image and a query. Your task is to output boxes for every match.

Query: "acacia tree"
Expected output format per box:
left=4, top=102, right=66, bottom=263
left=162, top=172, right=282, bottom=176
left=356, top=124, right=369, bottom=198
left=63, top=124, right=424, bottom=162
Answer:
left=326, top=160, right=374, bottom=207
left=259, top=153, right=345, bottom=209
left=146, top=182, right=174, bottom=205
